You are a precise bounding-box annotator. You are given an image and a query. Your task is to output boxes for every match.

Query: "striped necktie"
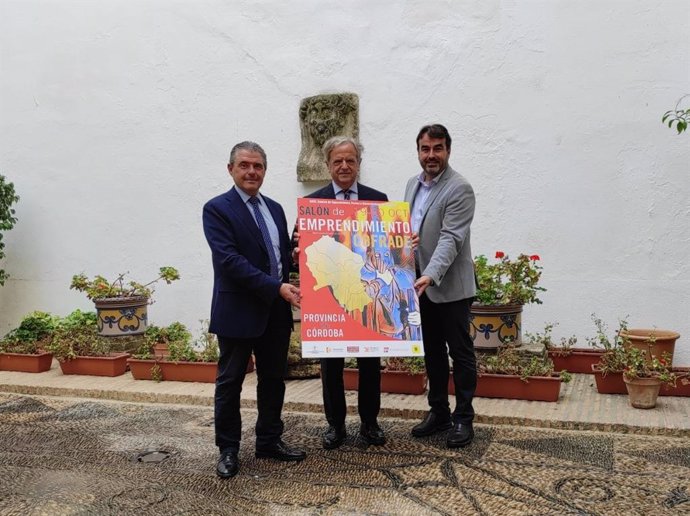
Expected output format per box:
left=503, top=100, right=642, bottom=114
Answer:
left=248, top=196, right=279, bottom=279
left=343, top=189, right=351, bottom=200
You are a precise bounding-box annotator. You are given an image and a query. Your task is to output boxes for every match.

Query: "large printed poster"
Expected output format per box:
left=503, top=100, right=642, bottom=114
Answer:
left=297, top=198, right=423, bottom=358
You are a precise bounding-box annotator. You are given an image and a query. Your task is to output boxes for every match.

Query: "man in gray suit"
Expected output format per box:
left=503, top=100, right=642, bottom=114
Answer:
left=404, top=124, right=477, bottom=448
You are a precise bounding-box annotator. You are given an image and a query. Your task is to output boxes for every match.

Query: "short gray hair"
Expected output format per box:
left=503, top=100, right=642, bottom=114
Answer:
left=229, top=141, right=267, bottom=168
left=322, top=136, right=363, bottom=163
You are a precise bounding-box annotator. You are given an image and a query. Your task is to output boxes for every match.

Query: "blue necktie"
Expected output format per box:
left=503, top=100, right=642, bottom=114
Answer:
left=248, top=196, right=279, bottom=279
left=343, top=189, right=351, bottom=200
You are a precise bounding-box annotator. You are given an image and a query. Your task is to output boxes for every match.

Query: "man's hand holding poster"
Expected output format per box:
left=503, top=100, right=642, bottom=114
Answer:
left=297, top=198, right=423, bottom=358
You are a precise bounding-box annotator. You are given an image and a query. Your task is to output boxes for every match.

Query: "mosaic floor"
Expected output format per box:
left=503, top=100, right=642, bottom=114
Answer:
left=0, top=393, right=688, bottom=515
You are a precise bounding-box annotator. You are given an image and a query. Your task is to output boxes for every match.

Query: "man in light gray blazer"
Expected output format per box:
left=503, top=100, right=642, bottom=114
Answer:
left=404, top=124, right=477, bottom=448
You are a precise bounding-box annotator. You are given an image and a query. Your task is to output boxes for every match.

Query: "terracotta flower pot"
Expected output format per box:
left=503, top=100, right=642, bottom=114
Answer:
left=659, top=367, right=690, bottom=397
left=0, top=351, right=53, bottom=373
left=620, top=328, right=679, bottom=366
left=94, top=296, right=149, bottom=337
left=339, top=367, right=427, bottom=394
left=58, top=353, right=129, bottom=377
left=591, top=364, right=627, bottom=394
left=623, top=376, right=662, bottom=409
left=380, top=369, right=427, bottom=395
left=548, top=348, right=605, bottom=374
left=128, top=359, right=217, bottom=383
left=475, top=373, right=561, bottom=402
left=343, top=367, right=359, bottom=390
left=470, top=304, right=523, bottom=349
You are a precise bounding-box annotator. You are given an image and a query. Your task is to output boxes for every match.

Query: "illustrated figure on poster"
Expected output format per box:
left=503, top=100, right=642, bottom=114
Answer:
left=360, top=247, right=421, bottom=340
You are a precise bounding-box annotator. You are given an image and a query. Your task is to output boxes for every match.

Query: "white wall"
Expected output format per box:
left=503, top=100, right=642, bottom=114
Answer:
left=1, top=1, right=689, bottom=363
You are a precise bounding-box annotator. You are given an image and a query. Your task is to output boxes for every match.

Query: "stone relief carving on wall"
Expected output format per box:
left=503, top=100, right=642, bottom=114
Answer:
left=297, top=93, right=359, bottom=182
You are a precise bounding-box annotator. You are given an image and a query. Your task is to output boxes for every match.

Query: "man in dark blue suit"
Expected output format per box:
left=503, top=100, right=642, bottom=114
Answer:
left=296, top=136, right=388, bottom=450
left=203, top=141, right=305, bottom=479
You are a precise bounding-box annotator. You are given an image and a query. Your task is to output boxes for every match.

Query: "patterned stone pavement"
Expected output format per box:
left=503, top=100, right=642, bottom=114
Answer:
left=0, top=393, right=688, bottom=515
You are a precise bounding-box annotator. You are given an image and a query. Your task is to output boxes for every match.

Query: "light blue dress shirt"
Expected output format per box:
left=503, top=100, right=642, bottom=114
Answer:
left=235, top=188, right=282, bottom=278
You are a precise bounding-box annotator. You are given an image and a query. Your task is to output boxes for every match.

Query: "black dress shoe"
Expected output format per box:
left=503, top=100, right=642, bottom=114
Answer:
left=322, top=425, right=347, bottom=450
left=359, top=422, right=386, bottom=446
left=446, top=423, right=474, bottom=448
left=216, top=451, right=239, bottom=479
left=255, top=440, right=307, bottom=461
left=411, top=412, right=453, bottom=437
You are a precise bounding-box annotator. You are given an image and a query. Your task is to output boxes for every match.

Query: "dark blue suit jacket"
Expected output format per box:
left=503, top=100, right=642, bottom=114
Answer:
left=305, top=182, right=388, bottom=202
left=203, top=187, right=292, bottom=338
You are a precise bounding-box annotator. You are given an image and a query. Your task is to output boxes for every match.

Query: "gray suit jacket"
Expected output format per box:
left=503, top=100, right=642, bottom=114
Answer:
left=404, top=166, right=476, bottom=303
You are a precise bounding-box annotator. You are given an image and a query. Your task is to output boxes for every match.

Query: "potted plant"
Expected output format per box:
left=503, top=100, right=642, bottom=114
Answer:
left=589, top=315, right=629, bottom=394
left=662, top=94, right=689, bottom=134
left=474, top=346, right=571, bottom=402
left=0, top=174, right=20, bottom=287
left=659, top=368, right=690, bottom=397
left=471, top=251, right=545, bottom=349
left=341, top=356, right=427, bottom=394
left=619, top=328, right=680, bottom=366
left=0, top=311, right=56, bottom=373
left=342, top=357, right=359, bottom=390
left=289, top=271, right=301, bottom=321
left=286, top=324, right=319, bottom=379
left=45, top=309, right=135, bottom=376
left=128, top=321, right=220, bottom=383
left=70, top=267, right=180, bottom=337
left=535, top=322, right=604, bottom=374
left=622, top=347, right=676, bottom=409
left=380, top=356, right=427, bottom=395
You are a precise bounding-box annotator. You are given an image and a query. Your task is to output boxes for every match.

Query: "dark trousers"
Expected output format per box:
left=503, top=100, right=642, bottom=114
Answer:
left=215, top=299, right=291, bottom=453
left=320, top=357, right=381, bottom=427
left=419, top=294, right=476, bottom=424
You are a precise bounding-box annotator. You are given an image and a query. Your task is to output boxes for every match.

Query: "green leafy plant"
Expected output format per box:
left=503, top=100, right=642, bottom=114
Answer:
left=134, top=321, right=218, bottom=363
left=383, top=356, right=426, bottom=375
left=70, top=267, right=180, bottom=301
left=167, top=339, right=199, bottom=363
left=0, top=174, right=20, bottom=286
left=623, top=348, right=676, bottom=386
left=662, top=94, right=689, bottom=134
left=0, top=311, right=57, bottom=354
left=474, top=252, right=545, bottom=306
left=588, top=314, right=630, bottom=377
left=286, top=325, right=319, bottom=378
left=477, top=346, right=571, bottom=383
left=46, top=309, right=138, bottom=361
left=150, top=363, right=163, bottom=382
left=526, top=322, right=578, bottom=355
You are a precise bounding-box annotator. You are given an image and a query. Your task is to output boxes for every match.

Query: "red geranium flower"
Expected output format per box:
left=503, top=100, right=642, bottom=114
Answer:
left=495, top=251, right=505, bottom=259
left=530, top=255, right=540, bottom=261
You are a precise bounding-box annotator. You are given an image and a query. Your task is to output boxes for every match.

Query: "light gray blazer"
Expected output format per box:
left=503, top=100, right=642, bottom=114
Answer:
left=404, top=166, right=476, bottom=303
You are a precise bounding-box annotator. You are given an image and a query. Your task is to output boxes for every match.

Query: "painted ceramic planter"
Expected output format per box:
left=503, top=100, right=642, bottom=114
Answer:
left=128, top=359, right=218, bottom=383
left=591, top=365, right=627, bottom=394
left=659, top=368, right=690, bottom=397
left=620, top=328, right=680, bottom=365
left=475, top=373, right=561, bottom=402
left=58, top=353, right=130, bottom=377
left=548, top=348, right=605, bottom=374
left=470, top=304, right=523, bottom=349
left=94, top=296, right=148, bottom=337
left=0, top=351, right=53, bottom=373
left=623, top=376, right=662, bottom=409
